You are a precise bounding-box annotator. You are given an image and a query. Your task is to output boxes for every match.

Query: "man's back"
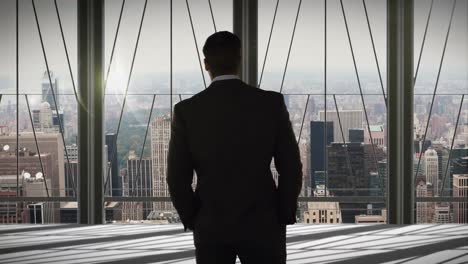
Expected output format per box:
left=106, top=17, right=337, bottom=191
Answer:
left=167, top=79, right=303, bottom=244
left=167, top=31, right=302, bottom=263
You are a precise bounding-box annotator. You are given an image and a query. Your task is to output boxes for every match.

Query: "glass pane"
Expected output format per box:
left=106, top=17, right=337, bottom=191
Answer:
left=0, top=0, right=78, bottom=223
left=413, top=0, right=468, bottom=223
left=259, top=0, right=387, bottom=224
left=104, top=0, right=233, bottom=223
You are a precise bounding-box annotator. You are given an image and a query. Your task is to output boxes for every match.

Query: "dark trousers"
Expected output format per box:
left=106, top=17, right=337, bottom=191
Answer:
left=195, top=238, right=286, bottom=264
left=193, top=214, right=287, bottom=264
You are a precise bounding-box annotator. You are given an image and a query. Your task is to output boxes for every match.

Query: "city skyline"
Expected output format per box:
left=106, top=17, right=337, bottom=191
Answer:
left=0, top=0, right=467, bottom=225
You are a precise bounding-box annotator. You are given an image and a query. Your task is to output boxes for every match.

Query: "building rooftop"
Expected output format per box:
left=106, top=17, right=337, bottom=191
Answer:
left=369, top=125, right=384, bottom=132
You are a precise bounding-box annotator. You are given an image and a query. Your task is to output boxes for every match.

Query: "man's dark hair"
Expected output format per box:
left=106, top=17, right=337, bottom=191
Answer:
left=202, top=31, right=241, bottom=75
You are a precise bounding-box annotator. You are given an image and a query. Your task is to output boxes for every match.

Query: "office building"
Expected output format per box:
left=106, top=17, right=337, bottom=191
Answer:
left=349, top=128, right=364, bottom=143
left=64, top=144, right=79, bottom=197
left=310, top=121, right=333, bottom=190
left=41, top=71, right=60, bottom=111
left=327, top=142, right=369, bottom=223
left=453, top=174, right=468, bottom=223
left=125, top=151, right=153, bottom=220
left=327, top=142, right=368, bottom=197
left=0, top=174, right=27, bottom=223
left=369, top=172, right=381, bottom=197
left=151, top=115, right=174, bottom=213
left=451, top=148, right=468, bottom=175
left=0, top=172, right=53, bottom=223
left=432, top=204, right=452, bottom=224
left=364, top=144, right=386, bottom=173
left=106, top=133, right=121, bottom=197
left=319, top=110, right=363, bottom=143
left=378, top=160, right=387, bottom=196
left=66, top=144, right=78, bottom=162
left=424, top=148, right=439, bottom=195
left=0, top=134, right=64, bottom=197
left=416, top=179, right=430, bottom=223
left=31, top=102, right=60, bottom=133
left=313, top=171, right=326, bottom=187
left=303, top=202, right=342, bottom=224
left=432, top=144, right=450, bottom=194
left=303, top=185, right=341, bottom=224
left=41, top=71, right=65, bottom=134
left=364, top=125, right=385, bottom=147
left=414, top=139, right=432, bottom=154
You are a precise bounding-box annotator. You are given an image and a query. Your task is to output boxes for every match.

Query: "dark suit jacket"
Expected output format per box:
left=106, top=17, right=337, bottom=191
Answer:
left=167, top=79, right=302, bottom=244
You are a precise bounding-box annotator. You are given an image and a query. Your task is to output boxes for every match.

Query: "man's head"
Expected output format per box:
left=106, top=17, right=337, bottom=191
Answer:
left=202, top=31, right=241, bottom=79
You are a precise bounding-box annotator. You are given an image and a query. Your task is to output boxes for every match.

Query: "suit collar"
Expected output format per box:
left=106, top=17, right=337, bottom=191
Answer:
left=211, top=74, right=240, bottom=83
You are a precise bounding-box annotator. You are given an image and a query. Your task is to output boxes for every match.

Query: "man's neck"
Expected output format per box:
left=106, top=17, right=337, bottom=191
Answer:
left=211, top=74, right=240, bottom=83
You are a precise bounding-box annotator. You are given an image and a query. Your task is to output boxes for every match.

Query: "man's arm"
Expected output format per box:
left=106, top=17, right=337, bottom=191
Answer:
left=167, top=103, right=197, bottom=231
left=273, top=93, right=303, bottom=225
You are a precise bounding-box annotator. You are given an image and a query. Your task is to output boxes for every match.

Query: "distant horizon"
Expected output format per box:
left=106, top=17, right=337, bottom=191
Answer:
left=0, top=68, right=466, bottom=94
left=0, top=0, right=466, bottom=97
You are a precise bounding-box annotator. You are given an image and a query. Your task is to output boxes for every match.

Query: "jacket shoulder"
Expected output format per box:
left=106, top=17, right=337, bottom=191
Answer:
left=173, top=89, right=208, bottom=111
left=254, top=88, right=284, bottom=105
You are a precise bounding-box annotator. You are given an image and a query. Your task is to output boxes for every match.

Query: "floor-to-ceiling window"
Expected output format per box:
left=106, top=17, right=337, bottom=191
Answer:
left=0, top=0, right=466, bottom=225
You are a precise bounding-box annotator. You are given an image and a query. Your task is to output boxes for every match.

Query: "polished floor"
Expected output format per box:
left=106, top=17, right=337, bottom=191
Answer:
left=0, top=224, right=467, bottom=264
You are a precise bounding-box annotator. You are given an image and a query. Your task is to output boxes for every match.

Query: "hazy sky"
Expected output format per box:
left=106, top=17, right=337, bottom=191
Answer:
left=0, top=0, right=466, bottom=96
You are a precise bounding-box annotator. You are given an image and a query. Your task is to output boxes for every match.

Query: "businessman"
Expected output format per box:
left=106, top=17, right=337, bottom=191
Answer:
left=167, top=31, right=302, bottom=264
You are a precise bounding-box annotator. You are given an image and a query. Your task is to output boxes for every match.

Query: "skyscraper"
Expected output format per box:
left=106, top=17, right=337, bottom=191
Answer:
left=151, top=115, right=174, bottom=213
left=453, top=174, right=468, bottom=223
left=126, top=151, right=153, bottom=220
left=313, top=171, right=326, bottom=187
left=327, top=142, right=369, bottom=223
left=310, top=121, right=333, bottom=190
left=449, top=148, right=468, bottom=196
left=364, top=144, right=386, bottom=173
left=106, top=133, right=121, bottom=197
left=416, top=179, right=429, bottom=223
left=64, top=144, right=78, bottom=197
left=432, top=144, right=449, bottom=194
left=327, top=142, right=369, bottom=197
left=319, top=110, right=363, bottom=143
left=39, top=102, right=53, bottom=130
left=414, top=139, right=432, bottom=154
left=31, top=102, right=60, bottom=133
left=424, top=148, right=439, bottom=195
left=451, top=149, right=468, bottom=174
left=41, top=71, right=60, bottom=111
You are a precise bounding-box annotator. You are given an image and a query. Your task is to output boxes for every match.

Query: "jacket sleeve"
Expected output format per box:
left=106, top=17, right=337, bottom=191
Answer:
left=273, top=93, right=303, bottom=225
left=167, top=103, right=197, bottom=231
